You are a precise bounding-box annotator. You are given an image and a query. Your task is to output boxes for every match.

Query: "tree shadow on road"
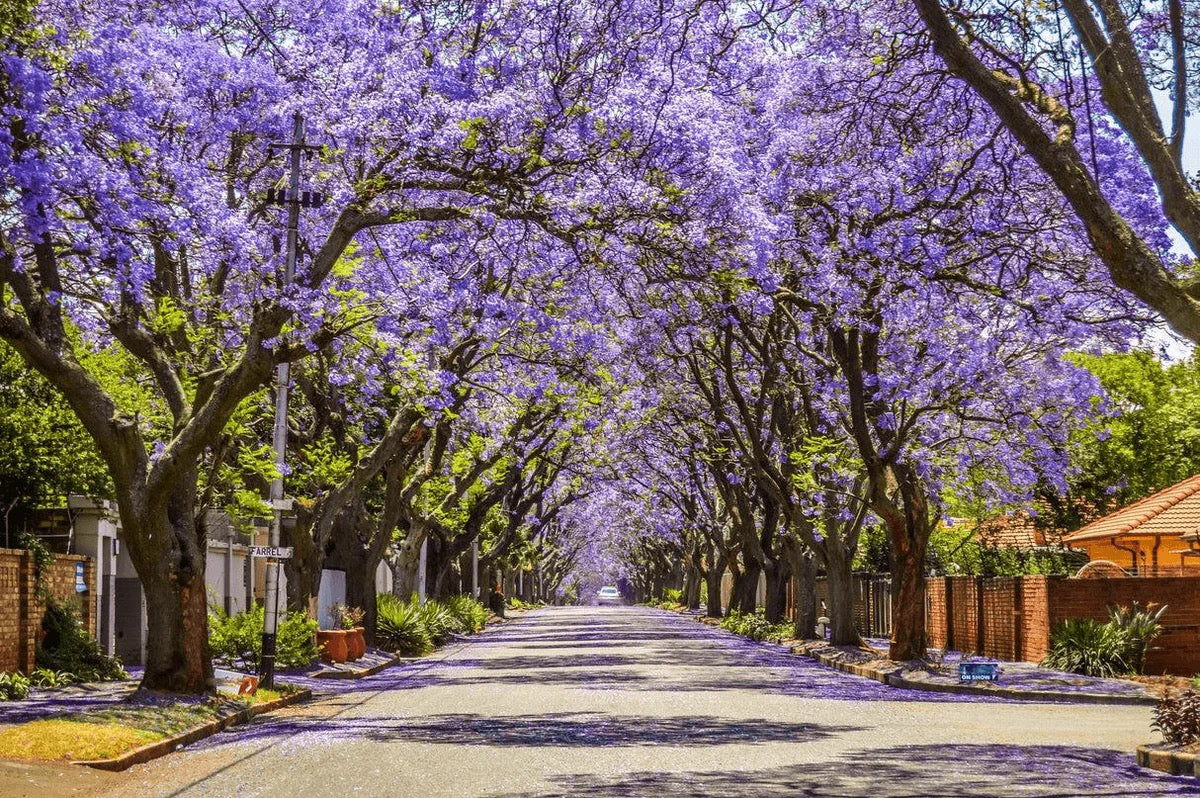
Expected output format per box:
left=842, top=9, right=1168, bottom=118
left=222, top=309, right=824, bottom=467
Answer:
left=488, top=744, right=1197, bottom=797
left=197, top=711, right=863, bottom=750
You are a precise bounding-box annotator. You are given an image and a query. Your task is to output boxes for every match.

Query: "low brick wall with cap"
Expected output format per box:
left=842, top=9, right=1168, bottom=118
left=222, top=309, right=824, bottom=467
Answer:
left=0, top=548, right=94, bottom=674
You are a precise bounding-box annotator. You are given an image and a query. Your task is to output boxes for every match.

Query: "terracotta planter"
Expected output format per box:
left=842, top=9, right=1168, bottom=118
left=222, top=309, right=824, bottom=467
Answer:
left=317, top=629, right=349, bottom=663
left=346, top=627, right=365, bottom=660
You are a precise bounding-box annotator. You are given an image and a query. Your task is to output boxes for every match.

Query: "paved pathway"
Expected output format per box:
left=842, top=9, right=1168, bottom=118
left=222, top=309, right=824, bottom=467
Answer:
left=13, top=606, right=1200, bottom=797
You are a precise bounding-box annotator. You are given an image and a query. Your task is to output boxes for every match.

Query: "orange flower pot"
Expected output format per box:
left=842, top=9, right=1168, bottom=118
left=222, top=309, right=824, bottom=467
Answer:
left=317, top=629, right=349, bottom=663
left=346, top=627, right=365, bottom=660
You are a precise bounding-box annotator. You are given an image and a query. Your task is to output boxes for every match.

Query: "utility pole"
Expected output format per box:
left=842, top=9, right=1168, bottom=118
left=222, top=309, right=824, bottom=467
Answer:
left=417, top=536, right=428, bottom=605
left=260, top=112, right=322, bottom=689
left=417, top=347, right=434, bottom=606
left=471, top=539, right=479, bottom=598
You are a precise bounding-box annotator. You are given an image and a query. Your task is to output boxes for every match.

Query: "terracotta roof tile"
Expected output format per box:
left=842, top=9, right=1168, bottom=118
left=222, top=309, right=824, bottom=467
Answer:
left=1062, top=474, right=1200, bottom=544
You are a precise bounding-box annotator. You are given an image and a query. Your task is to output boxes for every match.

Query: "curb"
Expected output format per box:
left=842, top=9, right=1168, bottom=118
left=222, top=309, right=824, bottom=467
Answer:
left=667, top=608, right=1159, bottom=706
left=310, top=655, right=400, bottom=680
left=71, top=687, right=312, bottom=771
left=1137, top=744, right=1199, bottom=777
left=792, top=645, right=1159, bottom=705
left=311, top=616, right=514, bottom=679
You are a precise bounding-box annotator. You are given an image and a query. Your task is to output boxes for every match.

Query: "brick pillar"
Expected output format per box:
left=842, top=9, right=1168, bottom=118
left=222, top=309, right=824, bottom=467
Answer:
left=975, top=576, right=985, bottom=656
left=17, top=550, right=34, bottom=673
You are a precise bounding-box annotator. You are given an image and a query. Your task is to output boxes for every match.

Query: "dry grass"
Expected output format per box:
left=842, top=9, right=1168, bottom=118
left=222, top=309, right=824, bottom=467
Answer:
left=0, top=720, right=162, bottom=761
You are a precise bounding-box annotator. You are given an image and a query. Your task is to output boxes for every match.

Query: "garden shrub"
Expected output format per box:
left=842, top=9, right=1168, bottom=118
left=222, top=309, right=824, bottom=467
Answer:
left=1107, top=602, right=1167, bottom=675
left=0, top=672, right=31, bottom=701
left=414, top=599, right=458, bottom=644
left=207, top=605, right=319, bottom=671
left=721, top=610, right=797, bottom=644
left=1042, top=618, right=1130, bottom=678
left=1042, top=602, right=1167, bottom=678
left=662, top=588, right=683, bottom=604
left=30, top=668, right=76, bottom=687
left=376, top=594, right=433, bottom=656
left=1152, top=689, right=1200, bottom=746
left=37, top=597, right=126, bottom=682
left=444, top=595, right=488, bottom=631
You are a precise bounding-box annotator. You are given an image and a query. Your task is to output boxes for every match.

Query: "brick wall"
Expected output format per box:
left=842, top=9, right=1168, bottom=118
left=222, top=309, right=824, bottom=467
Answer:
left=1047, top=576, right=1200, bottom=674
left=981, top=577, right=1019, bottom=661
left=0, top=549, right=95, bottom=674
left=947, top=576, right=981, bottom=653
left=922, top=573, right=1200, bottom=674
left=1020, top=575, right=1050, bottom=661
left=926, top=577, right=947, bottom=649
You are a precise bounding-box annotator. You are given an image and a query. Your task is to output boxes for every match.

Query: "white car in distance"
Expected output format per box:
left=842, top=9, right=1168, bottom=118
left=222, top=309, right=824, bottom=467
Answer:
left=597, top=586, right=623, bottom=606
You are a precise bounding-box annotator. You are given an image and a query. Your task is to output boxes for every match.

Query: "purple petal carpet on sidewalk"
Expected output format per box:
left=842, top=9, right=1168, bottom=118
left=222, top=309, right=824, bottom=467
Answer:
left=860, top=636, right=1154, bottom=697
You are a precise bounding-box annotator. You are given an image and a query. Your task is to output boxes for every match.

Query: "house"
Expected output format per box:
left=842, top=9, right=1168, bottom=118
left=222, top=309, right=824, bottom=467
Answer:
left=25, top=497, right=397, bottom=663
left=27, top=498, right=273, bottom=664
left=1061, top=474, right=1200, bottom=577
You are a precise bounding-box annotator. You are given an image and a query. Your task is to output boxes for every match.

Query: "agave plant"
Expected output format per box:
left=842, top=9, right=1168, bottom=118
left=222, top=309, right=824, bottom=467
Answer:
left=444, top=595, right=488, bottom=632
left=413, top=599, right=459, bottom=644
left=1042, top=618, right=1130, bottom=678
left=376, top=594, right=433, bottom=656
left=1107, top=602, right=1168, bottom=675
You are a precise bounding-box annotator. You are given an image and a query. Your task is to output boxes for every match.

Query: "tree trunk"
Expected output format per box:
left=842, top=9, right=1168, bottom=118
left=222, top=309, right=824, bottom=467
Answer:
left=124, top=480, right=214, bottom=694
left=389, top=522, right=426, bottom=600
left=736, top=559, right=761, bottom=614
left=284, top=516, right=323, bottom=615
left=824, top=542, right=861, bottom=646
left=335, top=521, right=385, bottom=647
left=888, top=518, right=929, bottom=661
left=792, top=552, right=818, bottom=639
left=763, top=556, right=789, bottom=624
left=682, top=558, right=701, bottom=609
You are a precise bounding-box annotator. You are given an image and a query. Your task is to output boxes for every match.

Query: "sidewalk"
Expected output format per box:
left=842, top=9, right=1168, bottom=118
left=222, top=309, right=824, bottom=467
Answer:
left=791, top=637, right=1158, bottom=705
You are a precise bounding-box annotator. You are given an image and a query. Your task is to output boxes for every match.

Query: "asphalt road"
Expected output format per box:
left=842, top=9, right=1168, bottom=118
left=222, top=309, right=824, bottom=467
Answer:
left=13, top=606, right=1200, bottom=797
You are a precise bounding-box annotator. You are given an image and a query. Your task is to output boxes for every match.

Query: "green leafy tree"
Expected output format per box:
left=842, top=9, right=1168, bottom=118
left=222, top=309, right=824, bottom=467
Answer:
left=0, top=342, right=110, bottom=529
left=1039, top=351, right=1200, bottom=533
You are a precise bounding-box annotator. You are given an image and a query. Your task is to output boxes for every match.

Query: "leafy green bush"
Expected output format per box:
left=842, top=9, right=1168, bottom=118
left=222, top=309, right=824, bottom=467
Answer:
left=414, top=599, right=458, bottom=644
left=37, top=597, right=125, bottom=682
left=720, top=610, right=796, bottom=644
left=207, top=605, right=318, bottom=671
left=376, top=594, right=433, bottom=656
left=662, top=588, right=683, bottom=604
left=1152, top=689, right=1200, bottom=746
left=30, top=668, right=76, bottom=687
left=1042, top=618, right=1130, bottom=677
left=1042, top=602, right=1168, bottom=677
left=444, top=595, right=488, bottom=631
left=0, top=672, right=31, bottom=700
left=1107, top=602, right=1167, bottom=675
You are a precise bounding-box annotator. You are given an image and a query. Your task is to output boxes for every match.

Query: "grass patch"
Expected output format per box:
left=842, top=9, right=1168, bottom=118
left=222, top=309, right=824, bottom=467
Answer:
left=216, top=687, right=285, bottom=706
left=0, top=686, right=302, bottom=763
left=0, top=720, right=163, bottom=761
left=75, top=701, right=229, bottom=737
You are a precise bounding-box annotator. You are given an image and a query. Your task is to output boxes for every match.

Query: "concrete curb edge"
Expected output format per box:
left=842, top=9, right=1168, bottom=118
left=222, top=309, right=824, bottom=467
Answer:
left=71, top=687, right=312, bottom=772
left=793, top=645, right=1159, bottom=706
left=1137, top=744, right=1199, bottom=777
left=658, top=608, right=1157, bottom=707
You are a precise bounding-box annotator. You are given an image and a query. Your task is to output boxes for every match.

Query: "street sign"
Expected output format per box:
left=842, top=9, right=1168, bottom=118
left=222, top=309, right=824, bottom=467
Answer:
left=249, top=546, right=294, bottom=559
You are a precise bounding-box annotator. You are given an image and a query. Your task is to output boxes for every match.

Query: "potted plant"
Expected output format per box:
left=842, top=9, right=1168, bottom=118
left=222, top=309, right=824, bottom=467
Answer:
left=332, top=604, right=366, bottom=660
left=316, top=628, right=349, bottom=663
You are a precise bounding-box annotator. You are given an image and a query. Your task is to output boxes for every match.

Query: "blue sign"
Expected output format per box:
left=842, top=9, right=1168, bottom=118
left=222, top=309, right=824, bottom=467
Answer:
left=74, top=561, right=87, bottom=593
left=959, top=662, right=1000, bottom=682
